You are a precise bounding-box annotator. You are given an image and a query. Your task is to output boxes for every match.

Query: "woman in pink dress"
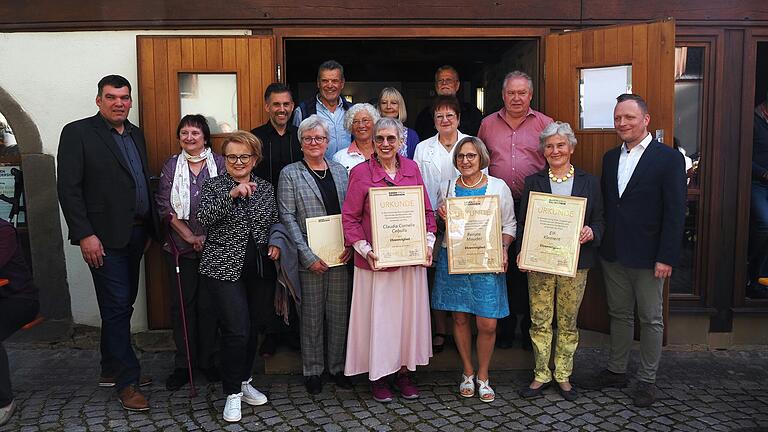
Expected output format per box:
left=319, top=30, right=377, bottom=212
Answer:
left=342, top=117, right=437, bottom=403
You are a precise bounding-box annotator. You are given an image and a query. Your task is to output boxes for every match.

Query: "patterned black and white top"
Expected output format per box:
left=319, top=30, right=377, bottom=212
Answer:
left=197, top=173, right=278, bottom=281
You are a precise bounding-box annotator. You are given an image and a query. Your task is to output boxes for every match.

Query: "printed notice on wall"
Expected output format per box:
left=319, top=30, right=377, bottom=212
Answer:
left=0, top=165, right=24, bottom=224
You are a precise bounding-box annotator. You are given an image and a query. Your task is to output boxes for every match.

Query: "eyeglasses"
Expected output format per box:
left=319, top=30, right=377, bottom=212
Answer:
left=456, top=153, right=478, bottom=162
left=225, top=154, right=253, bottom=164
left=352, top=118, right=373, bottom=126
left=301, top=136, right=328, bottom=145
left=374, top=135, right=399, bottom=145
left=435, top=113, right=457, bottom=122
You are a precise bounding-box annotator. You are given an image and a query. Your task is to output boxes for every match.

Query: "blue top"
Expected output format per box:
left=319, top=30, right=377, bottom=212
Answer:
left=431, top=183, right=510, bottom=319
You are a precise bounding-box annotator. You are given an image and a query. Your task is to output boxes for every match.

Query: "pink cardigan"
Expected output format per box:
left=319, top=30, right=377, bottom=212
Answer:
left=342, top=156, right=437, bottom=271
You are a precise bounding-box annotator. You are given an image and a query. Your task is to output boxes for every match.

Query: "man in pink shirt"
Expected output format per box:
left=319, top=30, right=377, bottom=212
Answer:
left=478, top=71, right=553, bottom=350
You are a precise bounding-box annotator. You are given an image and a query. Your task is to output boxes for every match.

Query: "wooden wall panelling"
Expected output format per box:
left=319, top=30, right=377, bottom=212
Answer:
left=138, top=35, right=275, bottom=328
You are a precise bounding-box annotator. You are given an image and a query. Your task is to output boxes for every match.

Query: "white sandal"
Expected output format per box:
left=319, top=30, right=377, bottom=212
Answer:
left=459, top=374, right=475, bottom=397
left=477, top=378, right=495, bottom=402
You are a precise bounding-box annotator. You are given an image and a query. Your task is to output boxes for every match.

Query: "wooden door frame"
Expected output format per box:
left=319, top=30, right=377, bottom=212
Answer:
left=273, top=26, right=549, bottom=88
left=735, top=27, right=768, bottom=311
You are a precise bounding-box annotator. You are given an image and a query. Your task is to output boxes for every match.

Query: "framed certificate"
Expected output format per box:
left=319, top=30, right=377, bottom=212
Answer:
left=306, top=214, right=345, bottom=267
left=368, top=186, right=428, bottom=268
left=518, top=192, right=587, bottom=277
left=445, top=195, right=503, bottom=274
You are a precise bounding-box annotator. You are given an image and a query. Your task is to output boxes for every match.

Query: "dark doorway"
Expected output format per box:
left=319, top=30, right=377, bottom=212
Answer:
left=285, top=39, right=539, bottom=129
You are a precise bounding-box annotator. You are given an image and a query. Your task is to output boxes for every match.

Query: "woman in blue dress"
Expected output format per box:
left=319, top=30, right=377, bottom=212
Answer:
left=432, top=136, right=516, bottom=402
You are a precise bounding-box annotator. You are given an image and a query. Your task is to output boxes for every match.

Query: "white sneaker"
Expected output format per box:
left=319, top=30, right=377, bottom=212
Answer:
left=241, top=378, right=268, bottom=406
left=223, top=393, right=242, bottom=422
left=0, top=400, right=16, bottom=426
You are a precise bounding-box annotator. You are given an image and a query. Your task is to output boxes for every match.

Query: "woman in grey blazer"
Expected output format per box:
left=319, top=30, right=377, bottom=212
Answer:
left=277, top=115, right=353, bottom=395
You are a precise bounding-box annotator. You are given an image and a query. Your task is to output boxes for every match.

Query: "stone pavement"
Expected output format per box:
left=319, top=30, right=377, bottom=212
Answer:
left=1, top=334, right=767, bottom=432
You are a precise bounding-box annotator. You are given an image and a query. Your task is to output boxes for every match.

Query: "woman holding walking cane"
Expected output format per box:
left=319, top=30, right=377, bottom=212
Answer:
left=155, top=115, right=225, bottom=391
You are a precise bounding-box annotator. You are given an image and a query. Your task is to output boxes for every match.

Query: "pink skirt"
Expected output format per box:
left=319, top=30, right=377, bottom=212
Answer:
left=344, top=266, right=433, bottom=381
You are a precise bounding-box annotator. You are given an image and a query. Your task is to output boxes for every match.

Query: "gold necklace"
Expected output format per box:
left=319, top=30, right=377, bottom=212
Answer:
left=307, top=161, right=328, bottom=179
left=548, top=165, right=574, bottom=183
left=459, top=173, right=485, bottom=188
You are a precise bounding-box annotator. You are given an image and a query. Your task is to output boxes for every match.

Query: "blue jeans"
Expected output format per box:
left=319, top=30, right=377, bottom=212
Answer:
left=749, top=181, right=768, bottom=284
left=90, top=225, right=146, bottom=391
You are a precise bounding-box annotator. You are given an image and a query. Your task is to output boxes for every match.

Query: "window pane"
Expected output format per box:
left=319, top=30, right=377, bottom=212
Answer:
left=179, top=73, right=238, bottom=133
left=670, top=46, right=704, bottom=296
left=579, top=65, right=632, bottom=129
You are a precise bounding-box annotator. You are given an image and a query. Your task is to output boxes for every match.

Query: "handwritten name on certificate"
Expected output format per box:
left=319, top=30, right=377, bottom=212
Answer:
left=368, top=186, right=428, bottom=268
left=446, top=195, right=503, bottom=274
left=306, top=215, right=345, bottom=267
left=519, top=192, right=587, bottom=277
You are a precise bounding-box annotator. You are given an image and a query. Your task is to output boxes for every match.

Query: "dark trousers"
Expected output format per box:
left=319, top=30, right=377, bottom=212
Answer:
left=205, top=264, right=276, bottom=395
left=498, top=201, right=531, bottom=342
left=749, top=181, right=768, bottom=284
left=164, top=253, right=218, bottom=370
left=0, top=298, right=38, bottom=406
left=90, top=225, right=146, bottom=391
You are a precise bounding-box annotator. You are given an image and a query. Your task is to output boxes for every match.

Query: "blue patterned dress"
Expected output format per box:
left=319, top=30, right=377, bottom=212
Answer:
left=431, top=184, right=510, bottom=319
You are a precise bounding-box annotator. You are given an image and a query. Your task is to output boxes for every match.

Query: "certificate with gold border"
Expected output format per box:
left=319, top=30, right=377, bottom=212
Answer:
left=519, top=192, right=587, bottom=277
left=445, top=195, right=503, bottom=274
left=369, top=186, right=428, bottom=268
left=306, top=214, right=345, bottom=268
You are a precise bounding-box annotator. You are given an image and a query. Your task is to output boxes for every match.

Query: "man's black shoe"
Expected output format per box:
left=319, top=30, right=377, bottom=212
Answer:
left=305, top=375, right=322, bottom=395
left=633, top=381, right=657, bottom=407
left=331, top=373, right=353, bottom=389
left=165, top=368, right=189, bottom=391
left=579, top=369, right=628, bottom=390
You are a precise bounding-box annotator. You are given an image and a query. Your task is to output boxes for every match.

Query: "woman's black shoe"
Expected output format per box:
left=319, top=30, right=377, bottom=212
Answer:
left=305, top=375, right=323, bottom=395
left=165, top=368, right=190, bottom=391
left=517, top=381, right=550, bottom=398
left=557, top=384, right=579, bottom=401
left=332, top=373, right=353, bottom=389
left=432, top=333, right=447, bottom=354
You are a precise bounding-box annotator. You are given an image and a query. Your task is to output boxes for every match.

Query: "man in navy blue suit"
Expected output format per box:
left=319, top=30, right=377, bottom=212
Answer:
left=583, top=94, right=686, bottom=407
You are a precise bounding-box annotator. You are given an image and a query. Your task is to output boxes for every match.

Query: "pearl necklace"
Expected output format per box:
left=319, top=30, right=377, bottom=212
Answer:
left=548, top=165, right=574, bottom=183
left=459, top=173, right=485, bottom=188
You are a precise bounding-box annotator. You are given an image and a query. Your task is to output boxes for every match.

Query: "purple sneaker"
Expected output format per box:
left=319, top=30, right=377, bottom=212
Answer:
left=371, top=377, right=394, bottom=403
left=394, top=373, right=419, bottom=399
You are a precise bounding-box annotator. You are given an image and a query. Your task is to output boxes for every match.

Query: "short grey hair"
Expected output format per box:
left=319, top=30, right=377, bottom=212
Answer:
left=502, top=70, right=534, bottom=93
left=317, top=60, right=345, bottom=81
left=539, top=121, right=577, bottom=151
left=298, top=114, right=330, bottom=139
left=453, top=136, right=491, bottom=171
left=344, top=103, right=381, bottom=133
left=374, top=117, right=405, bottom=140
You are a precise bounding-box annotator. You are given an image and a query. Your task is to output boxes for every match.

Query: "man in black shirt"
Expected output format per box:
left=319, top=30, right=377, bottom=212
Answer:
left=251, top=83, right=303, bottom=188
left=415, top=65, right=483, bottom=139
left=250, top=83, right=303, bottom=356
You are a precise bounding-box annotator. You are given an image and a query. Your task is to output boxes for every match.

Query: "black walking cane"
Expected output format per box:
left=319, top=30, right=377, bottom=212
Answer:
left=165, top=216, right=198, bottom=398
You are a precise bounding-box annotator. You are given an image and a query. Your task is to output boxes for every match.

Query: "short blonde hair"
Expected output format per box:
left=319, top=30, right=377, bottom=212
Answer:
left=378, top=87, right=408, bottom=122
left=222, top=130, right=263, bottom=165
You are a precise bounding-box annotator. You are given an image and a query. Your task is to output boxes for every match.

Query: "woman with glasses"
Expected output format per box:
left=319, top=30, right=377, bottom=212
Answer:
left=516, top=122, right=604, bottom=402
left=414, top=95, right=481, bottom=354
left=342, top=117, right=437, bottom=403
left=432, top=136, right=515, bottom=403
left=377, top=87, right=420, bottom=159
left=333, top=103, right=380, bottom=172
left=155, top=115, right=225, bottom=391
left=197, top=131, right=279, bottom=422
left=277, top=115, right=354, bottom=395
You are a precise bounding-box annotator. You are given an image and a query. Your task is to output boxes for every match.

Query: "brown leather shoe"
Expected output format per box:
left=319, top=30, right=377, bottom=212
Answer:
left=118, top=385, right=149, bottom=411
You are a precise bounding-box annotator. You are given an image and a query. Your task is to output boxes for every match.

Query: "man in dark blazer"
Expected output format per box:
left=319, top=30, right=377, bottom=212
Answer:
left=57, top=75, right=158, bottom=412
left=583, top=94, right=686, bottom=407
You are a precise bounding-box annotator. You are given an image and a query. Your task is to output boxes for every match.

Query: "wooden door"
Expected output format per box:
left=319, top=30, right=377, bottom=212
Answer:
left=137, top=35, right=275, bottom=329
left=544, top=19, right=676, bottom=335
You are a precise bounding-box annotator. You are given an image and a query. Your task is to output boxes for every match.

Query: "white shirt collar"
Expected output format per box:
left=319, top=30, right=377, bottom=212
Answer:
left=621, top=132, right=652, bottom=153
